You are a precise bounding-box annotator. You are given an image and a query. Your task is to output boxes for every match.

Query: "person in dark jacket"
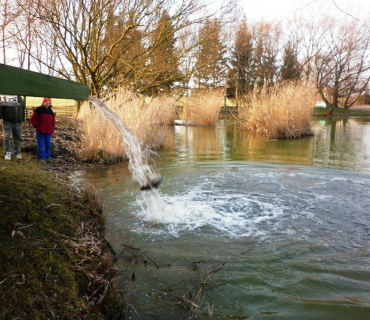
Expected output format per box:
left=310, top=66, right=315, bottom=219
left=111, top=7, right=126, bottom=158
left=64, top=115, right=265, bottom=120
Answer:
left=31, top=97, right=56, bottom=161
left=0, top=96, right=25, bottom=160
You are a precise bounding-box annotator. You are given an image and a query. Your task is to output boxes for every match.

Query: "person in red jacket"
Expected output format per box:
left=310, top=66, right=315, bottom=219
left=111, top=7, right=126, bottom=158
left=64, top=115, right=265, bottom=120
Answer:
left=31, top=97, right=56, bottom=161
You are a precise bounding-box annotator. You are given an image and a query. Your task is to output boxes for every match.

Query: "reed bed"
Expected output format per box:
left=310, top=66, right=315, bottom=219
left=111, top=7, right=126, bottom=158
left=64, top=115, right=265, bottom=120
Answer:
left=238, top=81, right=318, bottom=139
left=76, top=89, right=176, bottom=162
left=180, top=89, right=223, bottom=126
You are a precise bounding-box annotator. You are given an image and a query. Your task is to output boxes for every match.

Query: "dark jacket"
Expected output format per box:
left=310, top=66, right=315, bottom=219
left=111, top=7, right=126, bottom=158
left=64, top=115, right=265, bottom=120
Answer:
left=0, top=96, right=25, bottom=123
left=31, top=105, right=56, bottom=134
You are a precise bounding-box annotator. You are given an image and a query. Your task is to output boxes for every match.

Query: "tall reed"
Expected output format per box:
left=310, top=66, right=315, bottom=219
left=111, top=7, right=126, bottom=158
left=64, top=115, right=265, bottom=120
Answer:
left=238, top=81, right=318, bottom=139
left=180, top=89, right=223, bottom=126
left=76, top=89, right=176, bottom=162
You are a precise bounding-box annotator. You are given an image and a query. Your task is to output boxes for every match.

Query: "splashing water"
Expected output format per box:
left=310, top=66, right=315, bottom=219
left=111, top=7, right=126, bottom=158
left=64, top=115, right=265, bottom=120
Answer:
left=88, top=96, right=212, bottom=224
left=88, top=96, right=160, bottom=190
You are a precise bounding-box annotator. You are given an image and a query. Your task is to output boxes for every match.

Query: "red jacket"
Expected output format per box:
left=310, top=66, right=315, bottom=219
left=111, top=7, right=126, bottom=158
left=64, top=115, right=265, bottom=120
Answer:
left=31, top=105, right=56, bottom=134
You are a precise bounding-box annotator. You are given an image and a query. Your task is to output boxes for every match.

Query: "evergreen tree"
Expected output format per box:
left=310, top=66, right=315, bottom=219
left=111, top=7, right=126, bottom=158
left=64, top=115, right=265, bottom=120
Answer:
left=253, top=22, right=280, bottom=88
left=146, top=10, right=180, bottom=95
left=194, top=18, right=226, bottom=89
left=227, top=18, right=254, bottom=99
left=280, top=41, right=301, bottom=81
left=103, top=8, right=145, bottom=92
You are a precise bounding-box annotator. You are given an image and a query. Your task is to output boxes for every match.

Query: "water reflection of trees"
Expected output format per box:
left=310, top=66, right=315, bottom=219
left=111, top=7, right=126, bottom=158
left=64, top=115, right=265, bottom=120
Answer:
left=171, top=119, right=370, bottom=171
left=174, top=125, right=225, bottom=160
left=225, top=121, right=314, bottom=164
left=312, top=118, right=370, bottom=171
left=174, top=121, right=315, bottom=164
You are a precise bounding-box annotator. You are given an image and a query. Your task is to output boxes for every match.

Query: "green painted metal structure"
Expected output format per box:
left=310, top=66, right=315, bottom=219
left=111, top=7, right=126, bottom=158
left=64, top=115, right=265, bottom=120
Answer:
left=0, top=64, right=89, bottom=100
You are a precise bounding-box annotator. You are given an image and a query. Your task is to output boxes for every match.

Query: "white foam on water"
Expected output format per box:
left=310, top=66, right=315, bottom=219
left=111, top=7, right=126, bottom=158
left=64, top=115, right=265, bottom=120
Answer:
left=125, top=168, right=370, bottom=238
left=130, top=178, right=289, bottom=238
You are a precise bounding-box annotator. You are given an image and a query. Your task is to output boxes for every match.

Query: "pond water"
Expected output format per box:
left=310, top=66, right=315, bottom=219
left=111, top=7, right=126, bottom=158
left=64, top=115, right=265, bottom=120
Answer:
left=80, top=118, right=370, bottom=319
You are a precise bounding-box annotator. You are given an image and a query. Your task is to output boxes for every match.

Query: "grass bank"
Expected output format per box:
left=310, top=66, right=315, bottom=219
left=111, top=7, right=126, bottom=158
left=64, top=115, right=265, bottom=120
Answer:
left=0, top=129, right=123, bottom=319
left=313, top=107, right=370, bottom=118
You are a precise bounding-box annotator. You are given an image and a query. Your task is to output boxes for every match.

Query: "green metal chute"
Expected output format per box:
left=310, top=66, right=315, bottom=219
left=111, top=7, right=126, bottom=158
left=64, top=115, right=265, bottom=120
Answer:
left=0, top=64, right=89, bottom=100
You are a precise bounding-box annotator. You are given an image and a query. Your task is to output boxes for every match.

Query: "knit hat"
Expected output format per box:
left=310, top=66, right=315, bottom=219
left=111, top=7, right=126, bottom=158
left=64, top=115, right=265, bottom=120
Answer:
left=43, top=97, right=51, bottom=103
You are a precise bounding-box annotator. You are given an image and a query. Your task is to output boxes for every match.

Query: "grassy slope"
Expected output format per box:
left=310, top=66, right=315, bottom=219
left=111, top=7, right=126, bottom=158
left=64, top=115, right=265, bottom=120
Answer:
left=313, top=107, right=370, bottom=117
left=25, top=97, right=77, bottom=107
left=0, top=153, right=122, bottom=319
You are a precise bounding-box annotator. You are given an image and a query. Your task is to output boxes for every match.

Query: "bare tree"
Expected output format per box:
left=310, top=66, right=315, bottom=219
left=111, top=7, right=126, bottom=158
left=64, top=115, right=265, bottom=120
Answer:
left=10, top=7, right=46, bottom=71
left=314, top=18, right=370, bottom=112
left=0, top=0, right=22, bottom=64
left=287, top=13, right=327, bottom=82
left=14, top=0, right=235, bottom=96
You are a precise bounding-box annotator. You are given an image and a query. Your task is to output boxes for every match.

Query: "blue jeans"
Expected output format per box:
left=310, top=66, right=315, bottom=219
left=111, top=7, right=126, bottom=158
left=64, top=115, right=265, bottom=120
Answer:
left=36, top=131, right=52, bottom=159
left=3, top=121, right=23, bottom=155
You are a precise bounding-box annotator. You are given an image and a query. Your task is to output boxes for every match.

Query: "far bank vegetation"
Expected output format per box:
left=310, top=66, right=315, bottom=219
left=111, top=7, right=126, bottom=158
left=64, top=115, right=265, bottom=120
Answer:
left=179, top=89, right=223, bottom=126
left=76, top=81, right=317, bottom=164
left=238, top=81, right=318, bottom=139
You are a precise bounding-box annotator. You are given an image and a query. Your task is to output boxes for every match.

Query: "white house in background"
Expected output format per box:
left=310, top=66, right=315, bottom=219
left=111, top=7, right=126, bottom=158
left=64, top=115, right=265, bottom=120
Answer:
left=315, top=101, right=342, bottom=108
left=315, top=101, right=326, bottom=108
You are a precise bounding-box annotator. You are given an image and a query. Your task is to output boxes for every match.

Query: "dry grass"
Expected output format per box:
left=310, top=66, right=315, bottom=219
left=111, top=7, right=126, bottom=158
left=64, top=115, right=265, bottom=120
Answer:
left=238, top=81, right=318, bottom=139
left=76, top=89, right=176, bottom=162
left=179, top=89, right=223, bottom=126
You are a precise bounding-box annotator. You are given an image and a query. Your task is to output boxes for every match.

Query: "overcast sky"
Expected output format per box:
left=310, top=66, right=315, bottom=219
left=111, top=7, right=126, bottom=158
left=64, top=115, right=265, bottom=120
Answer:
left=240, top=0, right=370, bottom=21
